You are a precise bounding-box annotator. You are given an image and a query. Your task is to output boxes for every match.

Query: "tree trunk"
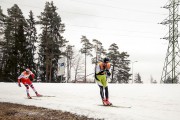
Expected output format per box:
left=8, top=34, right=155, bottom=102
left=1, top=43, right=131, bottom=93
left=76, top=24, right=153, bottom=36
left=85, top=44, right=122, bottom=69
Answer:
left=84, top=52, right=86, bottom=83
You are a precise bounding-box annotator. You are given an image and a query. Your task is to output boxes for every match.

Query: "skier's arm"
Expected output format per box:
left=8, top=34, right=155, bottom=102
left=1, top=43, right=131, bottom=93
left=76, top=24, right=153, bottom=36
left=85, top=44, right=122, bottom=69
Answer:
left=105, top=63, right=111, bottom=76
left=96, top=65, right=105, bottom=75
left=29, top=72, right=35, bottom=81
left=17, top=74, right=22, bottom=87
left=106, top=69, right=111, bottom=76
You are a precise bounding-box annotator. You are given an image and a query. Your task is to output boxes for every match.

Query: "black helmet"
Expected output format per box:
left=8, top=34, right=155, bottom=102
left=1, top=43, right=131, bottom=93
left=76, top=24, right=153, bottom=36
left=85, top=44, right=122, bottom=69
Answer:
left=103, top=57, right=110, bottom=63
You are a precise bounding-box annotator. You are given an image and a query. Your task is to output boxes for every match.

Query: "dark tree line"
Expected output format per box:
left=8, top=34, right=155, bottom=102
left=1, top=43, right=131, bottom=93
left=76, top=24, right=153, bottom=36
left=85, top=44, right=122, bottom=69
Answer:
left=0, top=2, right=67, bottom=82
left=0, top=2, right=132, bottom=83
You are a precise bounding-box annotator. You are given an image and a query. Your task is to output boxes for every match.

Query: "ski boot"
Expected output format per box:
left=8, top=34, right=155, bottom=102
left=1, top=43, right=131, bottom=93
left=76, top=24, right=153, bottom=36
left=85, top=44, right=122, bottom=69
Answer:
left=27, top=93, right=32, bottom=99
left=102, top=99, right=108, bottom=106
left=35, top=92, right=42, bottom=97
left=106, top=98, right=112, bottom=106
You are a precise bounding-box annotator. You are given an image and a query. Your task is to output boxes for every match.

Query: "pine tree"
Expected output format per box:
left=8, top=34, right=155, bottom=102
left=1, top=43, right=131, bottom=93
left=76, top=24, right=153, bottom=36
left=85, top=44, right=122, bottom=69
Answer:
left=92, top=39, right=106, bottom=82
left=0, top=6, right=6, bottom=35
left=3, top=4, right=28, bottom=81
left=80, top=35, right=93, bottom=83
left=107, top=43, right=121, bottom=83
left=134, top=73, right=143, bottom=83
left=26, top=10, right=38, bottom=77
left=117, top=52, right=131, bottom=83
left=107, top=43, right=131, bottom=83
left=0, top=6, right=6, bottom=81
left=92, top=39, right=106, bottom=64
left=38, top=1, right=67, bottom=82
left=164, top=76, right=179, bottom=83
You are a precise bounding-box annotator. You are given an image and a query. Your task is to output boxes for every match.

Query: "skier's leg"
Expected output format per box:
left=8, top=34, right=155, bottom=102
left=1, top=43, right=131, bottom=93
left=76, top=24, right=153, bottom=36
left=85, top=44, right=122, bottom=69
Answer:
left=101, top=75, right=109, bottom=105
left=104, top=86, right=109, bottom=99
left=30, top=84, right=37, bottom=93
left=98, top=85, right=104, bottom=100
left=96, top=75, right=108, bottom=105
left=29, top=84, right=41, bottom=96
left=99, top=85, right=108, bottom=105
left=96, top=75, right=104, bottom=99
left=25, top=84, right=31, bottom=99
left=102, top=76, right=111, bottom=105
left=105, top=86, right=112, bottom=105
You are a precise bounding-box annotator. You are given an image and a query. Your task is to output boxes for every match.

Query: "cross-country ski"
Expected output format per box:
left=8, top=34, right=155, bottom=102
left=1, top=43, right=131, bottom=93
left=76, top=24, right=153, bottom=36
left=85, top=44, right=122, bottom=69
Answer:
left=31, top=95, right=55, bottom=98
left=98, top=104, right=132, bottom=108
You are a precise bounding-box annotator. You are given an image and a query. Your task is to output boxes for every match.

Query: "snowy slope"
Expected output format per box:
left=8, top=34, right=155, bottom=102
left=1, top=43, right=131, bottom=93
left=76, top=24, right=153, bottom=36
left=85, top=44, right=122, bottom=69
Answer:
left=0, top=83, right=180, bottom=120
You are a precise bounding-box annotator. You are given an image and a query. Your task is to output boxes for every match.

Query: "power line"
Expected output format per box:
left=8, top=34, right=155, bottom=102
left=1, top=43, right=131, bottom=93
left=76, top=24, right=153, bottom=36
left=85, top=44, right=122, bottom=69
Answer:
left=1, top=0, right=167, bottom=16
left=1, top=1, right=164, bottom=24
left=64, top=27, right=163, bottom=40
left=61, top=10, right=160, bottom=24
left=1, top=0, right=164, bottom=38
left=65, top=23, right=163, bottom=35
left=67, top=0, right=167, bottom=15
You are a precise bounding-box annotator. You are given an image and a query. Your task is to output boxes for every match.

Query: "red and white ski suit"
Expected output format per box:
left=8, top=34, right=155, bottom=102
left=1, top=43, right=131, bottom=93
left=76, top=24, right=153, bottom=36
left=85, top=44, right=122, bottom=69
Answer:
left=18, top=71, right=34, bottom=85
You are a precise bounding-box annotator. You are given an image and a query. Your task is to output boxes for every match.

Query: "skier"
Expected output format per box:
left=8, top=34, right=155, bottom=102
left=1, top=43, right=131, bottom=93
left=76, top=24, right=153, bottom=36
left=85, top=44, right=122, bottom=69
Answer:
left=18, top=68, right=41, bottom=99
left=95, top=57, right=112, bottom=106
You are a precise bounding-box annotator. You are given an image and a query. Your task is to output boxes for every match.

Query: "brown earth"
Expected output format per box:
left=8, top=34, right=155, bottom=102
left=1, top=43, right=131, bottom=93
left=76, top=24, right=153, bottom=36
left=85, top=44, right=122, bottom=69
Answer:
left=0, top=102, right=101, bottom=120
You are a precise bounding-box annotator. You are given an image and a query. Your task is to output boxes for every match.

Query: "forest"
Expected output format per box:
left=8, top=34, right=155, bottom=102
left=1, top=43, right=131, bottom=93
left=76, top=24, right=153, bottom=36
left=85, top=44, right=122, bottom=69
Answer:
left=0, top=1, right=139, bottom=83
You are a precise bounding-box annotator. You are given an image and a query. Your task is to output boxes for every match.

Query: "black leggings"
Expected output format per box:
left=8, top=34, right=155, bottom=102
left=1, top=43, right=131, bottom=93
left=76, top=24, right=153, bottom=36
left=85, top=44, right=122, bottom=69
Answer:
left=99, top=85, right=109, bottom=100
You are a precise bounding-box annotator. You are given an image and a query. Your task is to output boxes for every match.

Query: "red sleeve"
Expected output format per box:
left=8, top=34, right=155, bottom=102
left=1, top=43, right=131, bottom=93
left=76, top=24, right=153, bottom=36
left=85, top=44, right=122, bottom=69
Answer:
left=18, top=79, right=21, bottom=84
left=31, top=73, right=35, bottom=79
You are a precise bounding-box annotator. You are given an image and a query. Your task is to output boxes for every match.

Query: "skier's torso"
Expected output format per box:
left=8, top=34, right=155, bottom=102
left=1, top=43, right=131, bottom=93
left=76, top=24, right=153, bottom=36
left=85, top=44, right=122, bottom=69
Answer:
left=18, top=71, right=34, bottom=80
left=96, top=62, right=111, bottom=74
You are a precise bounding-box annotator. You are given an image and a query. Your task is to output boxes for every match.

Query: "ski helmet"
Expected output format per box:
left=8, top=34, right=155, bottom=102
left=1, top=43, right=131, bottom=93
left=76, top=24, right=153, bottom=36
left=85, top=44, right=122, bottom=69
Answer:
left=103, top=57, right=110, bottom=63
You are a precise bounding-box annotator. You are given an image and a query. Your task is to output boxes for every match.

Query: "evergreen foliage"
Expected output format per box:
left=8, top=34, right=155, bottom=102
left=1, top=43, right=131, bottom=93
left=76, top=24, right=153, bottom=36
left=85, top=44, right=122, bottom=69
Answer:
left=107, top=43, right=131, bottom=83
left=25, top=10, right=38, bottom=75
left=2, top=4, right=28, bottom=81
left=134, top=73, right=143, bottom=83
left=92, top=39, right=106, bottom=64
left=80, top=36, right=93, bottom=82
left=164, top=76, right=179, bottom=83
left=38, top=1, right=67, bottom=82
left=0, top=6, right=6, bottom=81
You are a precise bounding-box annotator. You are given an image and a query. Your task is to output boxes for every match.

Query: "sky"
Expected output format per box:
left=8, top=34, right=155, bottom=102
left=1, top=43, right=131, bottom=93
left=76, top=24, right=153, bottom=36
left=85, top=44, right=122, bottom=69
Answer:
left=0, top=83, right=180, bottom=120
left=0, top=0, right=169, bottom=83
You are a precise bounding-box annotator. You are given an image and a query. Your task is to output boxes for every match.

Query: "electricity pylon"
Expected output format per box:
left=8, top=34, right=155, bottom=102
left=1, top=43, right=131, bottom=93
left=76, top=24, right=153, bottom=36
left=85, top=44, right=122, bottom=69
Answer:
left=160, top=0, right=180, bottom=83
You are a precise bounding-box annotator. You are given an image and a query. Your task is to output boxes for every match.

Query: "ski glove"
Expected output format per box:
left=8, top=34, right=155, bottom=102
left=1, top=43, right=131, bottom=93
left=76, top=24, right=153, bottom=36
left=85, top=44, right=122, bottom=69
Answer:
left=97, top=70, right=105, bottom=75
left=106, top=70, right=111, bottom=76
left=18, top=83, right=21, bottom=87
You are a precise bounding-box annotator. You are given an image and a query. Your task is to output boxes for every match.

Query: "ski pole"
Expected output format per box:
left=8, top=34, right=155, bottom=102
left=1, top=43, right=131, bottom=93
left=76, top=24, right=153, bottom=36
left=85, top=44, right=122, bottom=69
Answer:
left=74, top=72, right=94, bottom=81
left=8, top=78, right=18, bottom=84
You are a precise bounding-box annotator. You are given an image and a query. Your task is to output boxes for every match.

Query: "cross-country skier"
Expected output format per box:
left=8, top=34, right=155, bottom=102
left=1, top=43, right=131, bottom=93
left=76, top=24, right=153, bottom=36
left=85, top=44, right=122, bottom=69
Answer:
left=18, top=68, right=41, bottom=99
left=95, top=57, right=112, bottom=106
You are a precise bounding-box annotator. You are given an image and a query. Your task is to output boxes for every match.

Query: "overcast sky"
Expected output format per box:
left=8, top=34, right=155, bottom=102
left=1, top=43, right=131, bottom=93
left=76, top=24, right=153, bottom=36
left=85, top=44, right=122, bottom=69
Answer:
left=1, top=0, right=168, bottom=83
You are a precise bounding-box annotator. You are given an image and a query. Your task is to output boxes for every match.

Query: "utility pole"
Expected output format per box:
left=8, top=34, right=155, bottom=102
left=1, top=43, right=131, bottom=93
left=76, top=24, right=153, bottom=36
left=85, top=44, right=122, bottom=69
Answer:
left=160, top=0, right=180, bottom=83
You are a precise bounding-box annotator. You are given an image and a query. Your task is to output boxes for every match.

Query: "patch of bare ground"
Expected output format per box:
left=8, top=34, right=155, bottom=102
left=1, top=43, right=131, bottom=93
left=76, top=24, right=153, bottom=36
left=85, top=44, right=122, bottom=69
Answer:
left=0, top=102, right=101, bottom=120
